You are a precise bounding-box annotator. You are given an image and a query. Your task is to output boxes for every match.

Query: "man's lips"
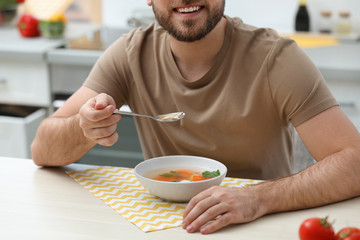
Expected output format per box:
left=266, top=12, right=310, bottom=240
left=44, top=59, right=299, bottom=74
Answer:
left=173, top=5, right=204, bottom=13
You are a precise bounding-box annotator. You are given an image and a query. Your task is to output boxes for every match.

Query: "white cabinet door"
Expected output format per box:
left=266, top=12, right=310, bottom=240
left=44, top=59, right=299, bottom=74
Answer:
left=325, top=77, right=360, bottom=130
left=0, top=108, right=46, bottom=158
left=0, top=59, right=51, bottom=107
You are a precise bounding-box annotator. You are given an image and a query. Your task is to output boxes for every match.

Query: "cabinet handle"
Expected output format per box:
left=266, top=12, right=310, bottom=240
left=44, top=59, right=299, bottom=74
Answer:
left=0, top=77, right=7, bottom=85
left=0, top=77, right=7, bottom=84
left=339, top=102, right=356, bottom=109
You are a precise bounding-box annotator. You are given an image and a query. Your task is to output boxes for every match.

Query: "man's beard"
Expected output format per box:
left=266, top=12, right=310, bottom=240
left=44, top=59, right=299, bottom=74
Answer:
left=152, top=1, right=225, bottom=42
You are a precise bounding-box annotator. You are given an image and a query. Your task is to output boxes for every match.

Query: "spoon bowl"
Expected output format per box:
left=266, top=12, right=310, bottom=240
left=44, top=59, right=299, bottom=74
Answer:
left=113, top=110, right=185, bottom=122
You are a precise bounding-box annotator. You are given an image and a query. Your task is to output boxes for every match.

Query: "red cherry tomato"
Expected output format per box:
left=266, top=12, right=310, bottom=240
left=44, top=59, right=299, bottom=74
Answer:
left=336, top=228, right=360, bottom=240
left=344, top=233, right=360, bottom=240
left=299, top=216, right=336, bottom=240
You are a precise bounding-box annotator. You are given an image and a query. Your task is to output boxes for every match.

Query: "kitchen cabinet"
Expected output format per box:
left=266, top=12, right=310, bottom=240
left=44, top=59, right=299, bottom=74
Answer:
left=0, top=28, right=63, bottom=158
left=0, top=24, right=104, bottom=159
left=304, top=44, right=360, bottom=130
left=0, top=105, right=46, bottom=158
left=0, top=59, right=50, bottom=107
left=0, top=29, right=61, bottom=108
left=47, top=27, right=131, bottom=97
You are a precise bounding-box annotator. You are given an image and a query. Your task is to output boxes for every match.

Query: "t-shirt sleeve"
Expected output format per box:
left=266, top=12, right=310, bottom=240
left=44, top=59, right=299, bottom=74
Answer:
left=83, top=35, right=133, bottom=108
left=266, top=37, right=338, bottom=127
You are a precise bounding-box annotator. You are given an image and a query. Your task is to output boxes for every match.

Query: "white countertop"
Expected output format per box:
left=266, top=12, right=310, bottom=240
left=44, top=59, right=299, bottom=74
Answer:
left=0, top=26, right=63, bottom=61
left=1, top=156, right=359, bottom=240
left=0, top=23, right=100, bottom=61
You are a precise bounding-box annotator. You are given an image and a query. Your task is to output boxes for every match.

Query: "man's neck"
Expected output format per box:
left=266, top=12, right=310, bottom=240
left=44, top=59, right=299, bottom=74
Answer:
left=169, top=17, right=227, bottom=82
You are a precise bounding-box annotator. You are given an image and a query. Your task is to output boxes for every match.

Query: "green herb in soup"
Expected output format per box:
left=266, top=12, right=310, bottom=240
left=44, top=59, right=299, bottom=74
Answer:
left=202, top=170, right=221, bottom=178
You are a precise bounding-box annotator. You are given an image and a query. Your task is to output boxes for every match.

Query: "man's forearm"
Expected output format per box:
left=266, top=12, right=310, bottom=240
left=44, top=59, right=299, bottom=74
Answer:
left=31, top=114, right=96, bottom=166
left=255, top=147, right=360, bottom=216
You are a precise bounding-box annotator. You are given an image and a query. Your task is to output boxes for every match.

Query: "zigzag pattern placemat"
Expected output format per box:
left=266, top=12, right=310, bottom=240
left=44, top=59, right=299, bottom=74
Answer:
left=66, top=166, right=263, bottom=232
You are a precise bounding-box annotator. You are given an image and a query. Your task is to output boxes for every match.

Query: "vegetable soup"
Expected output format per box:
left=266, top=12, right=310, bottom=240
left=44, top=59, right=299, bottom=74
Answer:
left=145, top=168, right=220, bottom=182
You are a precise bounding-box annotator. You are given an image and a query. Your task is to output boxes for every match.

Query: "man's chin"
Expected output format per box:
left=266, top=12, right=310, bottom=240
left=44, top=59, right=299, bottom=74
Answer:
left=169, top=32, right=207, bottom=42
left=168, top=25, right=210, bottom=42
left=173, top=35, right=207, bottom=42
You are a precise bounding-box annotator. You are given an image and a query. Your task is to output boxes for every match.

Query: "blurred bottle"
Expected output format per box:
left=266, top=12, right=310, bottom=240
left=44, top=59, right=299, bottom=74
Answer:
left=336, top=11, right=352, bottom=35
left=319, top=11, right=332, bottom=34
left=295, top=0, right=310, bottom=32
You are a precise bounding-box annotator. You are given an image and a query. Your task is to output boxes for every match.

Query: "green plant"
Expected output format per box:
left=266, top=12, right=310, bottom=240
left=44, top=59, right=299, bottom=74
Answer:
left=0, top=0, right=18, bottom=9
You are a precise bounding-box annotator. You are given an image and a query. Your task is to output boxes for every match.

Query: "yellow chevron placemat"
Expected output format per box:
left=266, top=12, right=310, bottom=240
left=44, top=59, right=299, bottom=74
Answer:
left=66, top=166, right=263, bottom=232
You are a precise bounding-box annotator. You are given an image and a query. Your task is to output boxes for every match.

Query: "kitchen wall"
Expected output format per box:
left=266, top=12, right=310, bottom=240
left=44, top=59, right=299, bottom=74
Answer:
left=102, top=0, right=360, bottom=34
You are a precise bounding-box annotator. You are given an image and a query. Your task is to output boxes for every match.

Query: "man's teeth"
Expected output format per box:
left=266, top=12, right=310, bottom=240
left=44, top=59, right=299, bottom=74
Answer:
left=177, top=6, right=201, bottom=13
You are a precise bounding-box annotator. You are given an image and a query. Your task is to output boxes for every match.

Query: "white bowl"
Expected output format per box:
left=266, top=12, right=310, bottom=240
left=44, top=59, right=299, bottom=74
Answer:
left=134, top=155, right=227, bottom=202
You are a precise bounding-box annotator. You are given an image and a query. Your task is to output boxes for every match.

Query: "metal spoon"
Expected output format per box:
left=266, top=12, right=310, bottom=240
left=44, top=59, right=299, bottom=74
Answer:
left=113, top=110, right=185, bottom=122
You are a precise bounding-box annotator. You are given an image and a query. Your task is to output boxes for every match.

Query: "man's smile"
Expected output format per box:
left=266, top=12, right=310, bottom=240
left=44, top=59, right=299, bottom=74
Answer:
left=174, top=5, right=204, bottom=13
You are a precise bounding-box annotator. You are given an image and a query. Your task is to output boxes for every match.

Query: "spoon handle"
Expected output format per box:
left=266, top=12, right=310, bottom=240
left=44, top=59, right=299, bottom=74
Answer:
left=113, top=110, right=154, bottom=120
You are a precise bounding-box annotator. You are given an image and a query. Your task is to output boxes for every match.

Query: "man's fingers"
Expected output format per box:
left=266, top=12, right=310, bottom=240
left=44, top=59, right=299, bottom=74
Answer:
left=183, top=188, right=223, bottom=232
left=200, top=213, right=233, bottom=234
left=79, top=107, right=121, bottom=130
left=83, top=123, right=118, bottom=139
left=96, top=132, right=119, bottom=146
left=77, top=93, right=120, bottom=146
left=94, top=93, right=116, bottom=110
left=184, top=204, right=224, bottom=233
left=183, top=186, right=217, bottom=219
left=88, top=105, right=117, bottom=122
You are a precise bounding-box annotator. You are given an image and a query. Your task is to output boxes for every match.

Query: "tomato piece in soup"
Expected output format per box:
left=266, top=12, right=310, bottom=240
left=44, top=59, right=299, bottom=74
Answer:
left=153, top=175, right=177, bottom=182
left=175, top=169, right=193, bottom=179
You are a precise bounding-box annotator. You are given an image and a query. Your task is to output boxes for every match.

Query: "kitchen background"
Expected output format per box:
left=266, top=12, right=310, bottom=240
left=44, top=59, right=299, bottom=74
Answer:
left=102, top=0, right=360, bottom=33
left=1, top=0, right=359, bottom=170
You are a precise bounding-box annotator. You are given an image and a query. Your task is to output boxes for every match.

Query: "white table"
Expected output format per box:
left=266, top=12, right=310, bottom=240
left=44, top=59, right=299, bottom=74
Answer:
left=0, top=156, right=359, bottom=240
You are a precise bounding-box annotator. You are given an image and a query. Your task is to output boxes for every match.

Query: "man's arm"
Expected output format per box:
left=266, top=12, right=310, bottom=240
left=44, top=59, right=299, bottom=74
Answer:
left=31, top=86, right=121, bottom=166
left=182, top=106, right=360, bottom=234
left=261, top=106, right=360, bottom=212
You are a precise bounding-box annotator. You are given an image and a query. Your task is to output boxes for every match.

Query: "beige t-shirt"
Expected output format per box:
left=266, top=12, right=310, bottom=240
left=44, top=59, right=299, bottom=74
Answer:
left=84, top=16, right=338, bottom=180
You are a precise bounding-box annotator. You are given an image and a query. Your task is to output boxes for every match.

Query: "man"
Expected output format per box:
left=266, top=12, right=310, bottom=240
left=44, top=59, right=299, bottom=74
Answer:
left=31, top=0, right=360, bottom=235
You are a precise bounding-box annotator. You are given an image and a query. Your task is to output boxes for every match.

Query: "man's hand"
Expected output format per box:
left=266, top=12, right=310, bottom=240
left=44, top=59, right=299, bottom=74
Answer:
left=79, top=93, right=122, bottom=146
left=182, top=186, right=263, bottom=234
